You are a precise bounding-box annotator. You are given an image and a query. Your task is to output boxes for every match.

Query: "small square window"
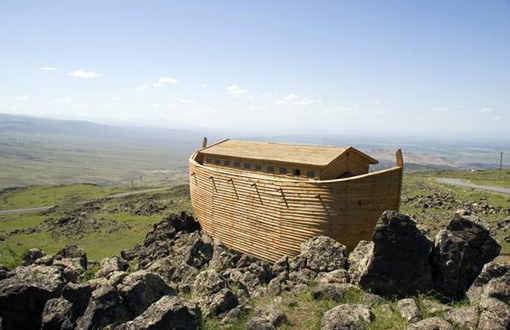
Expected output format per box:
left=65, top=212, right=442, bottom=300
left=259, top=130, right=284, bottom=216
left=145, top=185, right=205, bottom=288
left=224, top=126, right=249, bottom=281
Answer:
left=244, top=163, right=251, bottom=169
left=215, top=159, right=221, bottom=165
left=307, top=170, right=315, bottom=177
left=293, top=169, right=301, bottom=176
left=206, top=157, right=211, bottom=163
left=280, top=168, right=287, bottom=174
left=255, top=165, right=262, bottom=171
left=234, top=162, right=241, bottom=168
left=224, top=160, right=230, bottom=166
left=267, top=166, right=274, bottom=173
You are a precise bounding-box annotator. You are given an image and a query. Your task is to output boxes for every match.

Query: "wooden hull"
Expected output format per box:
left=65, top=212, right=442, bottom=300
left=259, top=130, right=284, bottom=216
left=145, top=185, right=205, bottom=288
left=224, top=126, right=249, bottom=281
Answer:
left=189, top=151, right=403, bottom=262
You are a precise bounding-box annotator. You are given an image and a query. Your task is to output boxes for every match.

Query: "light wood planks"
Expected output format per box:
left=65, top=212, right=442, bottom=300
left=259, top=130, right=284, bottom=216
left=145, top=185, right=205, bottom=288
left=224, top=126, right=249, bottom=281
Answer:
left=189, top=150, right=404, bottom=262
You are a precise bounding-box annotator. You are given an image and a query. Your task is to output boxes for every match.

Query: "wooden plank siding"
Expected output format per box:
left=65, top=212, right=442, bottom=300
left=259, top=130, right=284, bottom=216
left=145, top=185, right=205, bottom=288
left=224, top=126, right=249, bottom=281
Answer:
left=189, top=150, right=403, bottom=262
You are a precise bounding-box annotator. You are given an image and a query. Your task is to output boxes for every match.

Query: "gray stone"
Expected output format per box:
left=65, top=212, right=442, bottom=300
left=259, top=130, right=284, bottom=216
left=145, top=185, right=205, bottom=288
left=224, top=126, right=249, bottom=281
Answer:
left=397, top=298, right=422, bottom=323
left=347, top=240, right=373, bottom=284
left=444, top=306, right=479, bottom=330
left=0, top=265, right=66, bottom=329
left=299, top=236, right=349, bottom=272
left=99, top=257, right=129, bottom=278
left=479, top=297, right=510, bottom=329
left=321, top=304, right=374, bottom=330
left=114, top=295, right=199, bottom=330
left=431, top=211, right=501, bottom=299
left=406, top=317, right=453, bottom=330
left=41, top=297, right=75, bottom=330
left=467, top=262, right=510, bottom=304
left=318, top=269, right=350, bottom=284
left=192, top=270, right=227, bottom=299
left=357, top=211, right=434, bottom=297
left=246, top=307, right=286, bottom=330
left=118, top=270, right=176, bottom=316
left=21, top=248, right=46, bottom=266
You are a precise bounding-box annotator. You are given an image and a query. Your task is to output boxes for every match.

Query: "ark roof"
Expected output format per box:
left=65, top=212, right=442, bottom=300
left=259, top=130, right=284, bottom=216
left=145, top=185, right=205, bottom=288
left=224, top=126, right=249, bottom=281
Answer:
left=199, top=139, right=378, bottom=167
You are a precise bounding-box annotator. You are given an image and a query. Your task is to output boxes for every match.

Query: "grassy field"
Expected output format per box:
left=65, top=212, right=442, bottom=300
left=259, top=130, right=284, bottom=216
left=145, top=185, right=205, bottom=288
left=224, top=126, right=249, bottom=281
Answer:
left=420, top=168, right=510, bottom=188
left=0, top=184, right=192, bottom=266
left=0, top=184, right=130, bottom=211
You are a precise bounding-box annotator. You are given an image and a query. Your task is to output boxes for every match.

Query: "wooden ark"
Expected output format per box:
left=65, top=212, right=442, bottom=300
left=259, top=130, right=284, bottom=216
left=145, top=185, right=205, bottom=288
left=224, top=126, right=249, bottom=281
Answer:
left=189, top=139, right=403, bottom=262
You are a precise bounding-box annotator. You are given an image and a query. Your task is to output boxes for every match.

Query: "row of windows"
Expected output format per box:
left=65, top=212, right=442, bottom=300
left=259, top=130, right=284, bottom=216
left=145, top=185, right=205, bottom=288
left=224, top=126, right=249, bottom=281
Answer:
left=205, top=157, right=316, bottom=177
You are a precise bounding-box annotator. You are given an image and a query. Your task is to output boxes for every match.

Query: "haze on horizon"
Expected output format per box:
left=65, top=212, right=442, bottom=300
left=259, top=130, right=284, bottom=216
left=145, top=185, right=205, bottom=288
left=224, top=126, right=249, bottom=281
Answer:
left=0, top=1, right=509, bottom=141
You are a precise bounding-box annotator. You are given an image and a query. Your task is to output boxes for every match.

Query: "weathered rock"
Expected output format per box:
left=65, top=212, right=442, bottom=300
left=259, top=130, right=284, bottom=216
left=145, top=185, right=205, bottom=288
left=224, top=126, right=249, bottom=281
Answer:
left=289, top=268, right=317, bottom=285
left=318, top=269, right=350, bottom=284
left=0, top=265, right=66, bottom=329
left=164, top=212, right=200, bottom=233
left=180, top=232, right=213, bottom=269
left=192, top=270, right=227, bottom=298
left=114, top=295, right=199, bottom=330
left=321, top=304, right=374, bottom=330
left=35, top=254, right=55, bottom=266
left=55, top=245, right=87, bottom=269
left=299, top=236, right=349, bottom=272
left=209, top=239, right=241, bottom=271
left=99, top=257, right=129, bottom=278
left=313, top=283, right=362, bottom=302
left=406, top=317, right=453, bottom=330
left=61, top=281, right=94, bottom=313
left=220, top=307, right=242, bottom=325
left=272, top=256, right=289, bottom=274
left=431, top=211, right=501, bottom=299
left=108, top=271, right=129, bottom=287
left=421, top=299, right=452, bottom=315
left=117, top=270, right=176, bottom=316
left=363, top=292, right=385, bottom=306
left=21, top=248, right=46, bottom=266
left=246, top=307, right=286, bottom=330
left=467, top=262, right=510, bottom=304
left=444, top=306, right=479, bottom=330
left=397, top=298, right=422, bottom=323
left=479, top=297, right=510, bottom=329
left=347, top=240, right=373, bottom=284
left=357, top=211, right=434, bottom=297
left=0, top=265, right=10, bottom=280
left=75, top=284, right=132, bottom=330
left=201, top=288, right=238, bottom=317
left=41, top=297, right=75, bottom=330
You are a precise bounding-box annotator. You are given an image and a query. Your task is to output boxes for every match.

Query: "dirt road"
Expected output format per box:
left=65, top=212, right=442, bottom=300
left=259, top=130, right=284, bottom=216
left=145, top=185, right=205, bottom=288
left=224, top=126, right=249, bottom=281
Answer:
left=436, top=178, right=510, bottom=195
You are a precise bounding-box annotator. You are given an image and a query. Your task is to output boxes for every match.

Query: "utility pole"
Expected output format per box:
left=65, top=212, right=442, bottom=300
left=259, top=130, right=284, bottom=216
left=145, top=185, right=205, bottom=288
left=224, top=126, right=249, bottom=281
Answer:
left=500, top=152, right=504, bottom=180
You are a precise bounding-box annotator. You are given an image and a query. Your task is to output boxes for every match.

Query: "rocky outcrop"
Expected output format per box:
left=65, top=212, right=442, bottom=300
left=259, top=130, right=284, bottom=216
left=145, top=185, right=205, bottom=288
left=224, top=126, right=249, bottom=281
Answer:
left=443, top=306, right=478, bottom=330
left=299, top=236, right=349, bottom=272
left=353, top=211, right=434, bottom=297
left=406, top=317, right=453, bottom=330
left=21, top=248, right=46, bottom=266
left=117, top=270, right=176, bottom=316
left=397, top=298, right=422, bottom=323
left=98, top=256, right=129, bottom=278
left=246, top=307, right=286, bottom=330
left=321, top=304, right=374, bottom=330
left=114, top=296, right=199, bottom=330
left=431, top=210, right=501, bottom=299
left=0, top=265, right=66, bottom=329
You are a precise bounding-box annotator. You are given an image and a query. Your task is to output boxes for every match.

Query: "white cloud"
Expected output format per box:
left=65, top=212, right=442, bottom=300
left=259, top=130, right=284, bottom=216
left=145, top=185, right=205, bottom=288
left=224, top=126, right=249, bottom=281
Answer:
left=52, top=97, right=87, bottom=107
left=226, top=85, right=248, bottom=97
left=274, top=94, right=318, bottom=107
left=39, top=66, right=58, bottom=71
left=480, top=107, right=493, bottom=113
left=135, top=85, right=148, bottom=91
left=158, top=77, right=179, bottom=84
left=14, top=95, right=30, bottom=101
left=68, top=70, right=100, bottom=78
left=176, top=97, right=197, bottom=104
left=434, top=107, right=450, bottom=112
left=152, top=82, right=166, bottom=88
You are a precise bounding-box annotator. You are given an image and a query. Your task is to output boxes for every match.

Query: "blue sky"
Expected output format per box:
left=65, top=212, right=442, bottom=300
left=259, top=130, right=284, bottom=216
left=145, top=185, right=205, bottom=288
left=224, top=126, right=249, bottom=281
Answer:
left=0, top=1, right=509, bottom=139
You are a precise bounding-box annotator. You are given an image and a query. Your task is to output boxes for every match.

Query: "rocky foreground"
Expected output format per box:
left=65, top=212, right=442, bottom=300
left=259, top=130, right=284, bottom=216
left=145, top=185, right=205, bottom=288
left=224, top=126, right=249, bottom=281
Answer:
left=0, top=210, right=509, bottom=329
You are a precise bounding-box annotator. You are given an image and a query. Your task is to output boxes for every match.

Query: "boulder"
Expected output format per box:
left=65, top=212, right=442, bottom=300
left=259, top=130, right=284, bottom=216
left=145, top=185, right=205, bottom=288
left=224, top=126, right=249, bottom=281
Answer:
left=114, top=295, right=199, bottom=330
left=75, top=284, right=132, bottom=330
left=347, top=240, right=373, bottom=284
left=299, top=236, right=349, bottom=272
left=431, top=211, right=501, bottom=299
left=0, top=265, right=66, bottom=329
left=209, top=239, right=240, bottom=271
left=21, top=248, right=46, bottom=266
left=246, top=307, right=286, bottom=330
left=466, top=262, right=510, bottom=304
left=321, top=304, right=374, bottom=330
left=41, top=297, right=75, bottom=330
left=406, top=317, right=453, bottom=330
left=98, top=257, right=129, bottom=278
left=201, top=288, right=238, bottom=317
left=317, top=269, right=350, bottom=284
left=0, top=265, right=10, bottom=280
left=356, top=211, right=434, bottom=297
left=478, top=297, right=510, bottom=329
left=444, top=306, right=479, bottom=330
left=192, top=270, right=227, bottom=299
left=397, top=298, right=422, bottom=323
left=117, top=270, right=176, bottom=316
left=55, top=245, right=87, bottom=269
